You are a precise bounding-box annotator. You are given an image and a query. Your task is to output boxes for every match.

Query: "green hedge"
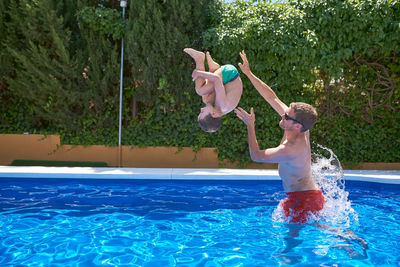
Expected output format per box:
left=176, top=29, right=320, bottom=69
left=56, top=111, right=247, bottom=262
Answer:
left=1, top=0, right=399, bottom=166
left=201, top=0, right=400, bottom=164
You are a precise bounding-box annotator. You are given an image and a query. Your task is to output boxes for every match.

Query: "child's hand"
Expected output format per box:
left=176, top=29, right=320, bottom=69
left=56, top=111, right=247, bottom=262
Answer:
left=192, top=69, right=200, bottom=81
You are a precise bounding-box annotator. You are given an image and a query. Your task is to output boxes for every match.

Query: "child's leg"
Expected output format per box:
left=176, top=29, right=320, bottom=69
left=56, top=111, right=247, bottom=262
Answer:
left=196, top=80, right=215, bottom=96
left=206, top=52, right=220, bottom=73
left=184, top=48, right=207, bottom=92
left=196, top=51, right=222, bottom=96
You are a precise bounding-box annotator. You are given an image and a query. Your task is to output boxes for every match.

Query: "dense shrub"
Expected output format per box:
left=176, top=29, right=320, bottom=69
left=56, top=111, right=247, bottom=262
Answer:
left=1, top=0, right=120, bottom=134
left=201, top=0, right=400, bottom=164
left=1, top=0, right=399, bottom=165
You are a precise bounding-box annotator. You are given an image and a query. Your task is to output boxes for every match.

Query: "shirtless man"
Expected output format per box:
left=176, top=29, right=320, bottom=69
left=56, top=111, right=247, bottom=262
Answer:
left=184, top=48, right=243, bottom=132
left=234, top=50, right=323, bottom=223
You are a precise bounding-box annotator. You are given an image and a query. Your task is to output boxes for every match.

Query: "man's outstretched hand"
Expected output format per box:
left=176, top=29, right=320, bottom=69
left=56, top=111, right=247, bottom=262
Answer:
left=235, top=107, right=255, bottom=126
left=238, top=50, right=251, bottom=76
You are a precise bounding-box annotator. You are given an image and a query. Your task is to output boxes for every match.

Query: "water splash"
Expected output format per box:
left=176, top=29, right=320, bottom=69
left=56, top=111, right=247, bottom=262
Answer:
left=311, top=144, right=358, bottom=227
left=272, top=144, right=358, bottom=226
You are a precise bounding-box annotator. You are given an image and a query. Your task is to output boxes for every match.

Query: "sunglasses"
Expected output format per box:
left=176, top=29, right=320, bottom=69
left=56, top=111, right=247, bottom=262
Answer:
left=284, top=113, right=304, bottom=126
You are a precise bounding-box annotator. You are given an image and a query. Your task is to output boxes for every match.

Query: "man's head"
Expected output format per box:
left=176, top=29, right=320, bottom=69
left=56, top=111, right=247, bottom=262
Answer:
left=281, top=102, right=317, bottom=132
left=198, top=104, right=222, bottom=132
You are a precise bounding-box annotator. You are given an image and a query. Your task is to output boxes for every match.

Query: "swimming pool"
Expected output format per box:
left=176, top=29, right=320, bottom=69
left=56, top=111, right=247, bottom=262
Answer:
left=0, top=167, right=399, bottom=266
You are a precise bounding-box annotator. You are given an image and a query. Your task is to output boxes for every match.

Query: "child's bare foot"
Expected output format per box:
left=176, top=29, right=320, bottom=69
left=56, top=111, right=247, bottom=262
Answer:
left=206, top=51, right=220, bottom=72
left=184, top=48, right=205, bottom=70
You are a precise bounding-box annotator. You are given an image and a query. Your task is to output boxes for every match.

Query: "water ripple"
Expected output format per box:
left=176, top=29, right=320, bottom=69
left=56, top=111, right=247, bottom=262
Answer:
left=0, top=179, right=399, bottom=265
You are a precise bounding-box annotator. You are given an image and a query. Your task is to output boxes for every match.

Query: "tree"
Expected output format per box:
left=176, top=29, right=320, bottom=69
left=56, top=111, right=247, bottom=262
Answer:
left=5, top=0, right=121, bottom=136
left=124, top=0, right=214, bottom=113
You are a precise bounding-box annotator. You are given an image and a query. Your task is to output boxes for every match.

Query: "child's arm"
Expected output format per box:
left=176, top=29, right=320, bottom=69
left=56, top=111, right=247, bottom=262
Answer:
left=192, top=70, right=230, bottom=113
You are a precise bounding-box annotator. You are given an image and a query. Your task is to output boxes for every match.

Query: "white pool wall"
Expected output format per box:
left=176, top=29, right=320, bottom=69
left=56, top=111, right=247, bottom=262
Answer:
left=0, top=166, right=399, bottom=184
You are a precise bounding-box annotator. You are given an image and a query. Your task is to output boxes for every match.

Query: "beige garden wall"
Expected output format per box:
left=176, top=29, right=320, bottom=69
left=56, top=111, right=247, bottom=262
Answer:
left=0, top=134, right=399, bottom=170
left=0, top=134, right=277, bottom=168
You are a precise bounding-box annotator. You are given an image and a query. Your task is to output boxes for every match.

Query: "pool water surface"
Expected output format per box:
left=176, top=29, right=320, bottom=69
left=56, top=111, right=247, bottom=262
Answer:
left=0, top=179, right=399, bottom=266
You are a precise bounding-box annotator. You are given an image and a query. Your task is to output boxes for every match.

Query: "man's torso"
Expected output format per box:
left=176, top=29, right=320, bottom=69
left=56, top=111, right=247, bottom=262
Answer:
left=278, top=134, right=319, bottom=192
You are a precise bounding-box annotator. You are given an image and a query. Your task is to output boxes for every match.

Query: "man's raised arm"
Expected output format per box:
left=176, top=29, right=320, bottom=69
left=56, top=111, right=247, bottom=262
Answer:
left=238, top=50, right=288, bottom=115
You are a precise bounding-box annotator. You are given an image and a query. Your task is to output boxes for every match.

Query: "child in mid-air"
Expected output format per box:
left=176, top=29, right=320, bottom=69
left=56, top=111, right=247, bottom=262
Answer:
left=184, top=48, right=243, bottom=132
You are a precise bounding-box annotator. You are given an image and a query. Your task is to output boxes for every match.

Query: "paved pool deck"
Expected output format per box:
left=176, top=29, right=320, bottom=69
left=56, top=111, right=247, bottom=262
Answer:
left=0, top=166, right=399, bottom=184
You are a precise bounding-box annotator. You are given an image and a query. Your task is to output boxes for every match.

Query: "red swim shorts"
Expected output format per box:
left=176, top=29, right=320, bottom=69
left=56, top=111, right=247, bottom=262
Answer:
left=280, top=190, right=325, bottom=223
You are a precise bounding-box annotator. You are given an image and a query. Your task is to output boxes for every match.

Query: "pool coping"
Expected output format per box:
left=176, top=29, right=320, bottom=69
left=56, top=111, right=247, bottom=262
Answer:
left=0, top=166, right=400, bottom=184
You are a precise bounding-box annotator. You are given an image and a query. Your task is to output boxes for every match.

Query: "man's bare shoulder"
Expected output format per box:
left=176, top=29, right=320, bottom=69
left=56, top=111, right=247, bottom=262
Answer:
left=278, top=138, right=310, bottom=161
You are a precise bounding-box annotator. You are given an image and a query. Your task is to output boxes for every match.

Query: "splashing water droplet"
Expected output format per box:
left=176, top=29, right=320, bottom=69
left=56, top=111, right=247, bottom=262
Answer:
left=312, top=144, right=358, bottom=226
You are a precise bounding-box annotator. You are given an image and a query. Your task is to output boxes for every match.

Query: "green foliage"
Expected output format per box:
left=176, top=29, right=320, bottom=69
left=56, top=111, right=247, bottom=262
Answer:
left=201, top=0, right=400, bottom=164
left=3, top=0, right=120, bottom=134
left=0, top=0, right=23, bottom=129
left=76, top=6, right=125, bottom=40
left=124, top=0, right=213, bottom=105
left=1, top=0, right=399, bottom=165
left=290, top=0, right=400, bottom=120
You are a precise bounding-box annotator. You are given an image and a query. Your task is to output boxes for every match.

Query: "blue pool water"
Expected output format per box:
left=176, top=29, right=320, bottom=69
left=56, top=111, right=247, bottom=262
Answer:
left=0, top=178, right=399, bottom=266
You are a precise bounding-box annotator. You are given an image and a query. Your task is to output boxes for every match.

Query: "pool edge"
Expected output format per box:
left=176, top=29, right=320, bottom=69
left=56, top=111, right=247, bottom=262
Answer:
left=0, top=166, right=400, bottom=184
